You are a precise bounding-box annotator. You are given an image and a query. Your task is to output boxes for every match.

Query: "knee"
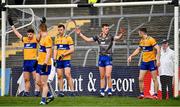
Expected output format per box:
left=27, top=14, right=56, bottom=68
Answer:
left=58, top=75, right=63, bottom=80
left=65, top=73, right=72, bottom=79
left=36, top=81, right=42, bottom=87
left=106, top=74, right=111, bottom=79
left=24, top=78, right=30, bottom=83
left=139, top=77, right=144, bottom=82
left=100, top=75, right=105, bottom=80
left=152, top=77, right=158, bottom=82
left=41, top=81, right=47, bottom=87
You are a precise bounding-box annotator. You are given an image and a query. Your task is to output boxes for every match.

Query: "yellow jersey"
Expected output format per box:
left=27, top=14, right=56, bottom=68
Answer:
left=38, top=35, right=53, bottom=65
left=22, top=36, right=38, bottom=60
left=139, top=36, right=157, bottom=62
left=54, top=35, right=74, bottom=60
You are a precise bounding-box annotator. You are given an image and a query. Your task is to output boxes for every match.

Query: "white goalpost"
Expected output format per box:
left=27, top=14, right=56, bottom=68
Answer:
left=1, top=0, right=179, bottom=97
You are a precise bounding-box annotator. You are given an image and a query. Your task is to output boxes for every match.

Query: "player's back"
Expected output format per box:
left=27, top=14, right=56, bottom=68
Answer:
left=38, top=35, right=53, bottom=65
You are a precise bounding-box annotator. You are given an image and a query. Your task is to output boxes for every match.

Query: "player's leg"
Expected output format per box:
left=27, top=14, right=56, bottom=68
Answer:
left=36, top=64, right=43, bottom=92
left=138, top=70, right=147, bottom=98
left=150, top=70, right=159, bottom=99
left=57, top=68, right=64, bottom=97
left=32, top=60, right=40, bottom=96
left=99, top=67, right=106, bottom=97
left=98, top=55, right=106, bottom=97
left=149, top=60, right=159, bottom=99
left=64, top=67, right=74, bottom=96
left=40, top=75, right=49, bottom=104
left=138, top=61, right=148, bottom=98
left=40, top=65, right=54, bottom=105
left=63, top=60, right=74, bottom=96
left=105, top=65, right=112, bottom=96
left=56, top=60, right=65, bottom=97
left=32, top=71, right=40, bottom=96
left=105, top=55, right=113, bottom=96
left=23, top=71, right=31, bottom=96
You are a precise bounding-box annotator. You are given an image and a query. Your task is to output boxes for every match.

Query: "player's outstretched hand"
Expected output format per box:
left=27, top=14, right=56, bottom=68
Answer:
left=127, top=56, right=132, bottom=63
left=8, top=16, right=14, bottom=26
left=40, top=16, right=46, bottom=23
left=75, top=28, right=81, bottom=35
left=119, top=27, right=126, bottom=34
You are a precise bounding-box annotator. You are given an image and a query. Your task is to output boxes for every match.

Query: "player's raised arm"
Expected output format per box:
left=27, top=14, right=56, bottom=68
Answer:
left=36, top=17, right=46, bottom=42
left=127, top=47, right=141, bottom=63
left=8, top=16, right=23, bottom=40
left=114, top=27, right=126, bottom=41
left=75, top=28, right=94, bottom=42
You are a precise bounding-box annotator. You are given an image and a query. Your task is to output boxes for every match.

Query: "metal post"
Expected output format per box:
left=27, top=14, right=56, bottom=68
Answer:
left=1, top=0, right=6, bottom=96
left=22, top=0, right=26, bottom=25
left=98, top=0, right=103, bottom=27
left=120, top=0, right=123, bottom=15
left=44, top=0, right=47, bottom=17
left=71, top=0, right=74, bottom=18
left=174, top=0, right=179, bottom=98
left=163, top=0, right=167, bottom=14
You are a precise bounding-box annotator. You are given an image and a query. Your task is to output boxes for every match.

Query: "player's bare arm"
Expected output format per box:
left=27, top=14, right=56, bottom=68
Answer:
left=114, top=27, right=126, bottom=41
left=44, top=48, right=51, bottom=64
left=8, top=17, right=23, bottom=40
left=75, top=28, right=94, bottom=42
left=154, top=45, right=161, bottom=67
left=62, top=45, right=75, bottom=56
left=127, top=47, right=141, bottom=63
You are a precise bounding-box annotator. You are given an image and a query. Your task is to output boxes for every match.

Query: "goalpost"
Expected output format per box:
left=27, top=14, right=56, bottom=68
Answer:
left=1, top=0, right=179, bottom=97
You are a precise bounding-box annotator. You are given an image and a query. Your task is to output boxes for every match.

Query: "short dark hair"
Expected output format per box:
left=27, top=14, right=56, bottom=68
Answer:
left=139, top=28, right=147, bottom=33
left=102, top=24, right=109, bottom=28
left=27, top=28, right=34, bottom=33
left=58, top=24, right=65, bottom=29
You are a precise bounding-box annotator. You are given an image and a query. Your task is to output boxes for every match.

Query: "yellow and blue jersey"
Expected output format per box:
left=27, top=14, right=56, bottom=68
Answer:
left=54, top=35, right=74, bottom=61
left=139, top=36, right=157, bottom=62
left=22, top=36, right=38, bottom=60
left=38, top=35, right=52, bottom=65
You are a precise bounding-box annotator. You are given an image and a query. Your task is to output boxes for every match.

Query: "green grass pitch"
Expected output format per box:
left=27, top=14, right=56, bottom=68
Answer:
left=0, top=96, right=179, bottom=106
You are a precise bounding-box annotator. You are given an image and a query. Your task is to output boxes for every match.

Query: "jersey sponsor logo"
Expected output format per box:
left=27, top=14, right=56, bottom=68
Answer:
left=57, top=44, right=70, bottom=50
left=140, top=46, right=153, bottom=52
left=100, top=41, right=105, bottom=45
left=24, top=43, right=37, bottom=49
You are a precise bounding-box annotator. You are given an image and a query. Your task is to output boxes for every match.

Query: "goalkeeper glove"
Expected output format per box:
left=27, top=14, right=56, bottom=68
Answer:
left=40, top=16, right=46, bottom=23
left=8, top=16, right=14, bottom=26
left=58, top=54, right=64, bottom=61
left=53, top=60, right=57, bottom=67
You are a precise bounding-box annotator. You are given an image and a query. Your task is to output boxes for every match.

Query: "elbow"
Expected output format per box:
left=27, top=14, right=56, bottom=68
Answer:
left=71, top=48, right=75, bottom=53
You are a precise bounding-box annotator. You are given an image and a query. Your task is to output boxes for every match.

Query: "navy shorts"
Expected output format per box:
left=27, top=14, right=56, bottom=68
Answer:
left=56, top=60, right=71, bottom=69
left=140, top=60, right=157, bottom=71
left=36, top=64, right=51, bottom=75
left=98, top=55, right=112, bottom=67
left=23, top=60, right=37, bottom=72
